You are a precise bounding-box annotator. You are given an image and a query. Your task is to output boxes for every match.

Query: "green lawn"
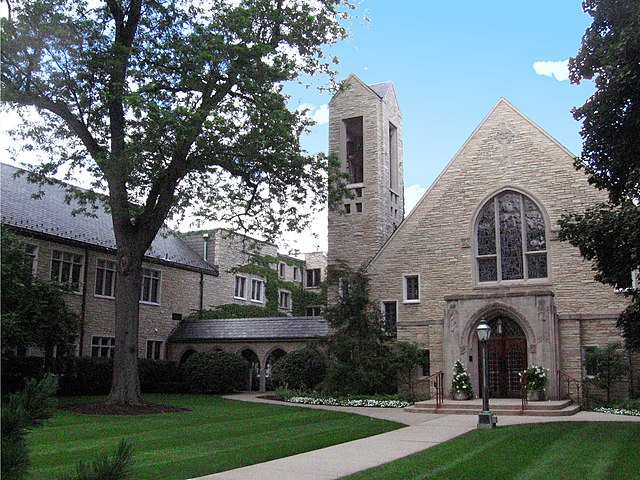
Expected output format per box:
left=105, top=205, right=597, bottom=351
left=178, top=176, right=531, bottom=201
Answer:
left=28, top=394, right=403, bottom=479
left=343, top=422, right=640, bottom=480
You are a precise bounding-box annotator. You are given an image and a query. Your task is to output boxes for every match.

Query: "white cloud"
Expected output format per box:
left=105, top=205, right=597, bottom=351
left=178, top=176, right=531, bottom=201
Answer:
left=404, top=183, right=426, bottom=215
left=533, top=59, right=569, bottom=81
left=312, top=104, right=329, bottom=125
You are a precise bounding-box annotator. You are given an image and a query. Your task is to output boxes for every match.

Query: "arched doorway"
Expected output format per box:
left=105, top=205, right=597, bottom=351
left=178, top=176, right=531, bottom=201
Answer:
left=265, top=348, right=287, bottom=391
left=478, top=317, right=527, bottom=398
left=179, top=348, right=197, bottom=365
left=240, top=349, right=260, bottom=392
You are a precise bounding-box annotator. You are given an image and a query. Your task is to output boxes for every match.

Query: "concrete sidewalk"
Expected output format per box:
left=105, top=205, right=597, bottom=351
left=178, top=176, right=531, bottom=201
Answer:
left=192, top=393, right=640, bottom=480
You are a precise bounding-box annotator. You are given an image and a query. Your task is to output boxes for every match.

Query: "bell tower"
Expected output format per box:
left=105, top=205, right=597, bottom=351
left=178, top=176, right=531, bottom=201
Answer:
left=327, top=74, right=404, bottom=270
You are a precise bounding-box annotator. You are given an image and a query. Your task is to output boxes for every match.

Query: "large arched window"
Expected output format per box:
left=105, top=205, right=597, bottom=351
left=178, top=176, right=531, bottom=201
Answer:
left=476, top=190, right=547, bottom=283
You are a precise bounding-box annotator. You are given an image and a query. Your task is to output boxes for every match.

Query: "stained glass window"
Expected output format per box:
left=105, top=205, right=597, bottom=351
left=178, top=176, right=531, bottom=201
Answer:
left=476, top=191, right=547, bottom=283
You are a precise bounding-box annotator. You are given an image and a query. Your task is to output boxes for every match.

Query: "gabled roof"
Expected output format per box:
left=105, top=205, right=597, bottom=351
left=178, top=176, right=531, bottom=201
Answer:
left=1, top=163, right=217, bottom=275
left=169, top=317, right=328, bottom=342
left=368, top=81, right=393, bottom=99
left=367, top=98, right=577, bottom=267
left=330, top=74, right=398, bottom=105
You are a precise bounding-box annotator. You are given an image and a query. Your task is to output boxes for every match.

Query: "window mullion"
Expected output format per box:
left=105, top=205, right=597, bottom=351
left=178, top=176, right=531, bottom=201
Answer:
left=494, top=197, right=501, bottom=282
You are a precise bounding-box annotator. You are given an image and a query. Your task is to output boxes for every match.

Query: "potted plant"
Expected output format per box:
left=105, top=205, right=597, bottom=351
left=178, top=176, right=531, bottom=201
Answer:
left=451, top=360, right=473, bottom=400
left=521, top=365, right=548, bottom=401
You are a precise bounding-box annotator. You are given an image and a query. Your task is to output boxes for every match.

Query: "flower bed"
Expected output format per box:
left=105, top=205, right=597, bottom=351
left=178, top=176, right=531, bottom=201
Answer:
left=285, top=396, right=412, bottom=408
left=593, top=406, right=640, bottom=417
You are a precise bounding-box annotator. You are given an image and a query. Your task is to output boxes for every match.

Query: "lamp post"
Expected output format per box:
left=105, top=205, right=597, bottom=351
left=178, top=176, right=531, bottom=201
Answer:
left=477, top=321, right=497, bottom=429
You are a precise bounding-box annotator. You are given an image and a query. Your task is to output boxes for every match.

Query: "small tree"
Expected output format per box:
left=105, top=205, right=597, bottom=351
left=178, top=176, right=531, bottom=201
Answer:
left=585, top=344, right=628, bottom=403
left=321, top=268, right=396, bottom=395
left=391, top=342, right=427, bottom=398
left=271, top=348, right=327, bottom=390
left=1, top=228, right=79, bottom=364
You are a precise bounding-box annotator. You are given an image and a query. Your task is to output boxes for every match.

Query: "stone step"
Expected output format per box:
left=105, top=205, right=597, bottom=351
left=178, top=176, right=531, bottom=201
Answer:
left=406, top=399, right=580, bottom=417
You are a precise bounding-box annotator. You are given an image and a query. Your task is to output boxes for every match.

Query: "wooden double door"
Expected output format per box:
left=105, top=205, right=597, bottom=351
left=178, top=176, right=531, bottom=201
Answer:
left=478, top=317, right=527, bottom=398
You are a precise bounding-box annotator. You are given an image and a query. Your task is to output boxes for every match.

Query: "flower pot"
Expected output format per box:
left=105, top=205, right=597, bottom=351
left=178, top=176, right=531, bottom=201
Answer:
left=527, top=390, right=543, bottom=401
left=453, top=391, right=469, bottom=401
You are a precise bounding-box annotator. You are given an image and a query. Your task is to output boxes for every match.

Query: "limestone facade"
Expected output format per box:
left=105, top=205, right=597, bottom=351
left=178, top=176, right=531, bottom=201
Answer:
left=327, top=77, right=636, bottom=399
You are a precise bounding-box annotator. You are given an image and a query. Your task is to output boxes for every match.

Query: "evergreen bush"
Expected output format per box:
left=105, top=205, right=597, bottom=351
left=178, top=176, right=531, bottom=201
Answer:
left=271, top=348, right=326, bottom=390
left=139, top=359, right=186, bottom=393
left=183, top=351, right=250, bottom=394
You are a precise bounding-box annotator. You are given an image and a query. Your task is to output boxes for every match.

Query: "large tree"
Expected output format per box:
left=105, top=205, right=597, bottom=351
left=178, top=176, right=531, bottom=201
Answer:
left=1, top=0, right=350, bottom=405
left=559, top=0, right=640, bottom=351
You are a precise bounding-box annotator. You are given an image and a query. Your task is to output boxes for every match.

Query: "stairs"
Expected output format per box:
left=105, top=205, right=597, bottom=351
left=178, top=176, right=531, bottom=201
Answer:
left=406, top=398, right=580, bottom=416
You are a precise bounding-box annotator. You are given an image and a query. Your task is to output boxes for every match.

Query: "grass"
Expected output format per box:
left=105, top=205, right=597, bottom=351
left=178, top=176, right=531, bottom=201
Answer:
left=27, top=394, right=403, bottom=479
left=343, top=422, right=640, bottom=480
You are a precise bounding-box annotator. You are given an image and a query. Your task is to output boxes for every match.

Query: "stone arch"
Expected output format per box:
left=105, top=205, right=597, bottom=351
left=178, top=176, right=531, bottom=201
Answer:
left=178, top=348, right=197, bottom=365
left=265, top=347, right=287, bottom=391
left=239, top=348, right=260, bottom=392
left=463, top=302, right=536, bottom=347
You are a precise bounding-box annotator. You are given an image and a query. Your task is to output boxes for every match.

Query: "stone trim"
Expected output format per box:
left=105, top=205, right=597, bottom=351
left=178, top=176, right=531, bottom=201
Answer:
left=445, top=290, right=554, bottom=301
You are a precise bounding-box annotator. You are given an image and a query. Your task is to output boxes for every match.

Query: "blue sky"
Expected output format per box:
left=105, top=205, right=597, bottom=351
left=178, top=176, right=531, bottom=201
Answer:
left=1, top=1, right=597, bottom=254
left=287, top=0, right=596, bottom=235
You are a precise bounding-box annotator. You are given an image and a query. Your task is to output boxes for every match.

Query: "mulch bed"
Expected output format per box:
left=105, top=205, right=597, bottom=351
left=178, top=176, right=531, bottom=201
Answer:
left=60, top=401, right=190, bottom=416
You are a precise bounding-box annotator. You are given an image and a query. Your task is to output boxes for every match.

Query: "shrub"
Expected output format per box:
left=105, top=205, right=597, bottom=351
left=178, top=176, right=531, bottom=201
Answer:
left=271, top=348, right=326, bottom=390
left=139, top=359, right=186, bottom=393
left=61, top=440, right=133, bottom=480
left=183, top=351, right=250, bottom=394
left=1, top=374, right=57, bottom=480
left=521, top=365, right=548, bottom=392
left=1, top=356, right=46, bottom=396
left=56, top=357, right=113, bottom=396
left=585, top=344, right=628, bottom=402
left=451, top=360, right=473, bottom=396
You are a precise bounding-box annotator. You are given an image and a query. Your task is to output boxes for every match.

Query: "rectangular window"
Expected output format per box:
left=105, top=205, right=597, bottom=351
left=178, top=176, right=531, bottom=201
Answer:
left=306, top=306, right=322, bottom=317
left=584, top=346, right=598, bottom=377
left=389, top=122, right=398, bottom=191
left=234, top=275, right=247, bottom=299
left=278, top=262, right=286, bottom=279
left=26, top=244, right=38, bottom=276
left=95, top=259, right=117, bottom=298
left=279, top=291, right=291, bottom=310
left=50, top=249, right=84, bottom=292
left=344, top=116, right=364, bottom=184
left=421, top=350, right=431, bottom=377
left=404, top=274, right=420, bottom=302
left=146, top=340, right=164, bottom=360
left=91, top=336, right=115, bottom=358
left=140, top=268, right=161, bottom=304
left=306, top=268, right=321, bottom=288
left=293, top=266, right=300, bottom=281
left=251, top=279, right=264, bottom=303
left=382, top=301, right=397, bottom=338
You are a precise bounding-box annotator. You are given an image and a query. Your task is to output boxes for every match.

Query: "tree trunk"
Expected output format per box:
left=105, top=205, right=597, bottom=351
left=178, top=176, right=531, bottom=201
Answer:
left=107, top=248, right=144, bottom=406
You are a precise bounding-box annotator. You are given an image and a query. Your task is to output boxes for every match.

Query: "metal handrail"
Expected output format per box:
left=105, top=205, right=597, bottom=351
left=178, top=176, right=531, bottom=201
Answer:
left=415, top=371, right=445, bottom=409
left=557, top=370, right=588, bottom=405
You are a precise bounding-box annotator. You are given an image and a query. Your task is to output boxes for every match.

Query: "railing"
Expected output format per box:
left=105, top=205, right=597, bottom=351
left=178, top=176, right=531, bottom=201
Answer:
left=415, top=371, right=445, bottom=409
left=557, top=370, right=588, bottom=405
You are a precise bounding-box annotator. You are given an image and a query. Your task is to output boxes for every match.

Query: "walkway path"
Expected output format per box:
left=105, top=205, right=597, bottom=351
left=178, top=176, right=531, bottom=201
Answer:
left=193, top=393, right=639, bottom=480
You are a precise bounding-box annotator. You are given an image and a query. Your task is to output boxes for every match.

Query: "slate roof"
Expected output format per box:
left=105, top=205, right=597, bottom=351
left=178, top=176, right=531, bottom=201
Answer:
left=169, top=317, right=328, bottom=342
left=1, top=163, right=217, bottom=275
left=368, top=81, right=393, bottom=98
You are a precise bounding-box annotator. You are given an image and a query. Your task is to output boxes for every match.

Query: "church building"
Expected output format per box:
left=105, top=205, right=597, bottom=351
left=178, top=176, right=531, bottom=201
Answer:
left=327, top=74, right=637, bottom=400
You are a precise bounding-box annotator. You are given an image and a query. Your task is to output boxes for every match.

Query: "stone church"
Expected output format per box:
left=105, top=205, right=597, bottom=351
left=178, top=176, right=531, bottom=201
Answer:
left=327, top=74, right=638, bottom=400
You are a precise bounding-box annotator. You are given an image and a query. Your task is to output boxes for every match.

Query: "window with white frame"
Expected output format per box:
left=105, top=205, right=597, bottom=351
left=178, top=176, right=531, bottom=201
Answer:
left=26, top=244, right=38, bottom=276
left=278, top=262, right=286, bottom=279
left=306, top=306, right=322, bottom=317
left=91, top=336, right=115, bottom=358
left=476, top=190, right=548, bottom=284
left=251, top=279, right=264, bottom=302
left=306, top=268, right=321, bottom=288
left=404, top=275, right=420, bottom=302
left=234, top=275, right=247, bottom=299
left=95, top=259, right=117, bottom=298
left=279, top=290, right=291, bottom=310
left=293, top=266, right=300, bottom=281
left=50, top=249, right=84, bottom=292
left=146, top=340, right=164, bottom=360
left=140, top=268, right=161, bottom=304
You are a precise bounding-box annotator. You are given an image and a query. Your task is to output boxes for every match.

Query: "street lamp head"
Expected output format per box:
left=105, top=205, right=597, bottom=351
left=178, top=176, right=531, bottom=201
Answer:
left=476, top=321, right=491, bottom=342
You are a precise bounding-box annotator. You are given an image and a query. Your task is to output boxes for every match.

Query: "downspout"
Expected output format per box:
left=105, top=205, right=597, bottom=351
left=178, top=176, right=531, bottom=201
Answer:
left=199, top=272, right=204, bottom=319
left=79, top=246, right=90, bottom=356
left=200, top=233, right=209, bottom=319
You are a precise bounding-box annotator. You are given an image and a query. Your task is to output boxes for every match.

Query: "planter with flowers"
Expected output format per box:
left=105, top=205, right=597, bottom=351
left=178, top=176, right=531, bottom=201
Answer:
left=451, top=360, right=474, bottom=400
left=521, top=365, right=548, bottom=401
